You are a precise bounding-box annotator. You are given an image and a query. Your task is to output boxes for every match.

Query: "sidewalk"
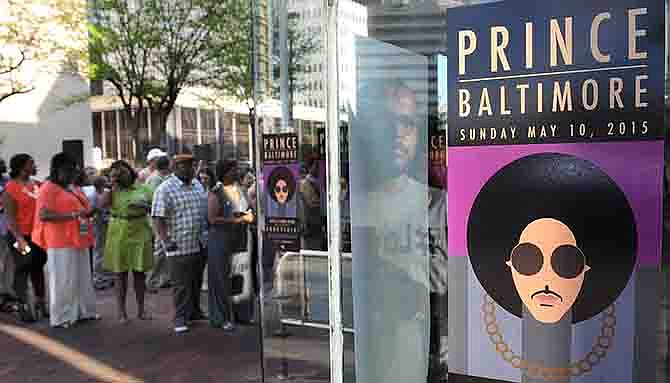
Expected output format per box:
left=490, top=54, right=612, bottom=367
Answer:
left=0, top=287, right=263, bottom=383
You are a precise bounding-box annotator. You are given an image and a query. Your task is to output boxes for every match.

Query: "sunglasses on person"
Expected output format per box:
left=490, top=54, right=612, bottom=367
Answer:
left=508, top=242, right=589, bottom=279
left=274, top=186, right=288, bottom=193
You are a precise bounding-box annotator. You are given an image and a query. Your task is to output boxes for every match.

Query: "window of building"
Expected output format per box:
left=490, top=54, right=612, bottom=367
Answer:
left=92, top=112, right=102, bottom=151
left=103, top=111, right=118, bottom=159
left=181, top=107, right=198, bottom=152
left=201, top=109, right=217, bottom=145
left=219, top=111, right=235, bottom=159
left=237, top=114, right=250, bottom=163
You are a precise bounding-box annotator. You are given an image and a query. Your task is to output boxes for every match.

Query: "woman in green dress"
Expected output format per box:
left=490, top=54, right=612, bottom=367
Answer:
left=100, top=160, right=154, bottom=323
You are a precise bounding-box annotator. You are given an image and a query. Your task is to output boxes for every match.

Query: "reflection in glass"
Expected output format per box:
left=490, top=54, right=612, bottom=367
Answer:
left=349, top=37, right=429, bottom=383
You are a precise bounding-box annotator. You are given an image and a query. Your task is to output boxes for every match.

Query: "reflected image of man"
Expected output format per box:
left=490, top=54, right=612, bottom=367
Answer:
left=350, top=79, right=429, bottom=383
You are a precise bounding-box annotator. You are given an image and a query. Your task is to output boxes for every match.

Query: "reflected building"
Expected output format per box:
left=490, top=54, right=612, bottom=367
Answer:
left=273, top=0, right=368, bottom=113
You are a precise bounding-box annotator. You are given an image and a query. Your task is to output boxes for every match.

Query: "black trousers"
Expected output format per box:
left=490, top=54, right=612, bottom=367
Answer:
left=168, top=252, right=203, bottom=326
left=8, top=235, right=47, bottom=304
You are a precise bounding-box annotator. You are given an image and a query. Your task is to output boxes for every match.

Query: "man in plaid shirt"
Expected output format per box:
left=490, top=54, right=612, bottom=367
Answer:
left=152, top=153, right=208, bottom=334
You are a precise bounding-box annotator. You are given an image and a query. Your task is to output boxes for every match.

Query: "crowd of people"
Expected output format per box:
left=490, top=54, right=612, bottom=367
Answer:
left=0, top=148, right=257, bottom=334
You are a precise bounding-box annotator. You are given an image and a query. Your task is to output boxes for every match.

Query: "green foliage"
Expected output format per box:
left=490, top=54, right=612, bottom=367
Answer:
left=0, top=0, right=88, bottom=103
left=89, top=0, right=252, bottom=120
left=270, top=12, right=319, bottom=98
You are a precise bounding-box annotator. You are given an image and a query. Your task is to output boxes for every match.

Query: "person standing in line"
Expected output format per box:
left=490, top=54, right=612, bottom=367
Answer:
left=240, top=169, right=259, bottom=296
left=0, top=158, right=16, bottom=311
left=138, top=148, right=167, bottom=184
left=100, top=161, right=154, bottom=323
left=76, top=168, right=98, bottom=275
left=32, top=153, right=99, bottom=328
left=151, top=153, right=208, bottom=334
left=3, top=154, right=48, bottom=322
left=299, top=154, right=324, bottom=250
left=241, top=169, right=257, bottom=211
left=145, top=156, right=171, bottom=190
left=146, top=155, right=172, bottom=292
left=92, top=175, right=114, bottom=290
left=207, top=160, right=254, bottom=331
left=196, top=167, right=215, bottom=294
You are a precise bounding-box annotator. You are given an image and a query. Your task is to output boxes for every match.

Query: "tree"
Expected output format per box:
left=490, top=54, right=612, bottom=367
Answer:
left=0, top=0, right=88, bottom=103
left=194, top=0, right=254, bottom=159
left=89, top=0, right=243, bottom=158
left=271, top=11, right=318, bottom=99
left=200, top=2, right=318, bottom=164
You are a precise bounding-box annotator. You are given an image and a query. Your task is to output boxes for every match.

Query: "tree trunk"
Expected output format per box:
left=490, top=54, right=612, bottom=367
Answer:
left=124, top=106, right=147, bottom=166
left=155, top=106, right=177, bottom=154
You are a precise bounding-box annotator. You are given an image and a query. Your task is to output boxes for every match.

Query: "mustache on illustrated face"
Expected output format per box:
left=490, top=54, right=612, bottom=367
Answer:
left=531, top=285, right=563, bottom=302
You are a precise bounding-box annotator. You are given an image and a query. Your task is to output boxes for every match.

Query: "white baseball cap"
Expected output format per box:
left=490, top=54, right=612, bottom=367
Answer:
left=146, top=148, right=167, bottom=162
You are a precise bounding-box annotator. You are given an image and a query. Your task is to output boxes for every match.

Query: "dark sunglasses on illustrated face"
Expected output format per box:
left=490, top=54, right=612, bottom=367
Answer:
left=274, top=186, right=288, bottom=193
left=508, top=242, right=589, bottom=279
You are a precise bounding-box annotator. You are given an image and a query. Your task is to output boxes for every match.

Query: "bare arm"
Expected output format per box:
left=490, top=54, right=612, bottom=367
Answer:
left=153, top=217, right=169, bottom=242
left=207, top=192, right=251, bottom=225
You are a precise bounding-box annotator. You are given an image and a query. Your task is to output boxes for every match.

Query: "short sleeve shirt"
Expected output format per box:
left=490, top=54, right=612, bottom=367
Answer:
left=5, top=179, right=39, bottom=235
left=151, top=175, right=207, bottom=257
left=32, top=182, right=94, bottom=250
left=145, top=173, right=170, bottom=190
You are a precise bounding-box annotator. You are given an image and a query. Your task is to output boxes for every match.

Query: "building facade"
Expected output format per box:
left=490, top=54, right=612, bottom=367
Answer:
left=0, top=0, right=92, bottom=179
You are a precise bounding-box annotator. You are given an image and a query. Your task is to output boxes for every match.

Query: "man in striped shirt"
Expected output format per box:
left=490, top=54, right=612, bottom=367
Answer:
left=152, top=154, right=208, bottom=334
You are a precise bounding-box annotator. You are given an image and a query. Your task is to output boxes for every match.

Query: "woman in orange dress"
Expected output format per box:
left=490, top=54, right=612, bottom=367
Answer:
left=33, top=153, right=99, bottom=328
left=3, top=154, right=47, bottom=322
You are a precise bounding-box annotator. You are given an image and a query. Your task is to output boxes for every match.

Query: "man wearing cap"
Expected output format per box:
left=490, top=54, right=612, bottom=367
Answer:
left=139, top=148, right=167, bottom=184
left=151, top=153, right=208, bottom=333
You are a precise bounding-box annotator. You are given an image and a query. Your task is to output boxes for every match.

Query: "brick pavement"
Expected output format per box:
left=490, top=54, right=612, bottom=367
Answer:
left=0, top=287, right=263, bottom=383
left=0, top=272, right=667, bottom=383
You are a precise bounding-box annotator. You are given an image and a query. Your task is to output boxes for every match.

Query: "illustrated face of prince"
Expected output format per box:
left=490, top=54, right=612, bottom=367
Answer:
left=506, top=218, right=591, bottom=323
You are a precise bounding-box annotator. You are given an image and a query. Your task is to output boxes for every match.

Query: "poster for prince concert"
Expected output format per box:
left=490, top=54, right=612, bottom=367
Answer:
left=447, top=1, right=664, bottom=382
left=262, top=133, right=300, bottom=251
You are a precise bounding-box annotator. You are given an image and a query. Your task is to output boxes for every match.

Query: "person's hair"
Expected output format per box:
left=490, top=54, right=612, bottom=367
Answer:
left=156, top=156, right=170, bottom=171
left=351, top=78, right=427, bottom=190
left=467, top=153, right=637, bottom=323
left=215, top=159, right=238, bottom=183
left=110, top=160, right=138, bottom=185
left=267, top=166, right=296, bottom=203
left=49, top=152, right=77, bottom=184
left=303, top=152, right=320, bottom=170
left=198, top=167, right=216, bottom=189
left=9, top=153, right=32, bottom=179
left=93, top=176, right=107, bottom=191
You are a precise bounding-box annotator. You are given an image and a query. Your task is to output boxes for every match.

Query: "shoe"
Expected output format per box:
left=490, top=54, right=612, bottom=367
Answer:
left=222, top=322, right=235, bottom=332
left=190, top=311, right=208, bottom=321
left=174, top=325, right=189, bottom=334
left=56, top=320, right=76, bottom=329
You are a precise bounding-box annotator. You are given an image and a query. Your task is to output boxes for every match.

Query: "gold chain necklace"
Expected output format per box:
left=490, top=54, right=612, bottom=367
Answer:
left=482, top=294, right=616, bottom=381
